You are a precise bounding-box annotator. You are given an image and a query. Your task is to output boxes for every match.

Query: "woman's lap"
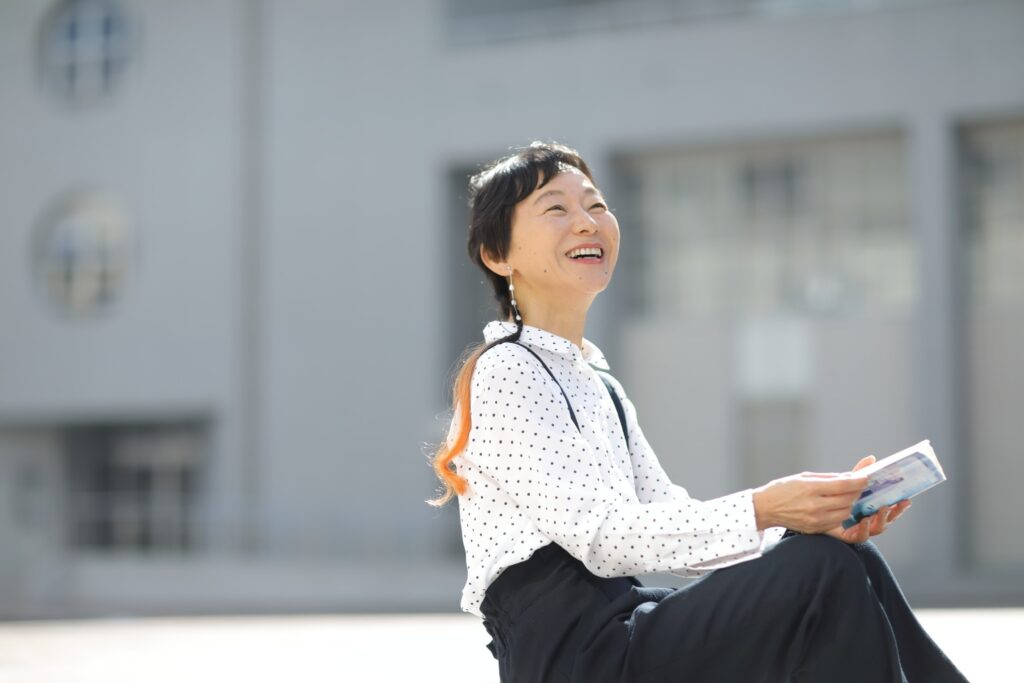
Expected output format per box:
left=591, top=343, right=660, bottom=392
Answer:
left=482, top=536, right=965, bottom=682
left=573, top=534, right=906, bottom=683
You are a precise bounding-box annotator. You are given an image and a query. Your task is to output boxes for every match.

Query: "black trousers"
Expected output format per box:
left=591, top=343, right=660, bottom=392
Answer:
left=480, top=534, right=968, bottom=682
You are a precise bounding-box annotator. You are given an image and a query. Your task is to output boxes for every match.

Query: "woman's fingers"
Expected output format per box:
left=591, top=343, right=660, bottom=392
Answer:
left=842, top=518, right=871, bottom=543
left=758, top=472, right=872, bottom=533
left=803, top=479, right=870, bottom=532
left=866, top=500, right=912, bottom=537
left=817, top=476, right=870, bottom=496
left=801, top=472, right=856, bottom=479
left=826, top=497, right=913, bottom=543
left=885, top=500, right=911, bottom=525
left=869, top=509, right=889, bottom=535
left=852, top=455, right=876, bottom=471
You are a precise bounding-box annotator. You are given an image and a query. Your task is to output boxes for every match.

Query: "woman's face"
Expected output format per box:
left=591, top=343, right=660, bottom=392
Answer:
left=504, top=167, right=620, bottom=309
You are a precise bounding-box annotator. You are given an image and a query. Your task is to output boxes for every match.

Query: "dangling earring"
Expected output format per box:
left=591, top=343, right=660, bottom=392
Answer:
left=507, top=266, right=522, bottom=323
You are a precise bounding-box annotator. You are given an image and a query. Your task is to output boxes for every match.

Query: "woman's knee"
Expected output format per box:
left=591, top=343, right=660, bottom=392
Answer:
left=847, top=540, right=902, bottom=590
left=780, top=534, right=868, bottom=587
left=782, top=532, right=852, bottom=559
left=848, top=539, right=886, bottom=568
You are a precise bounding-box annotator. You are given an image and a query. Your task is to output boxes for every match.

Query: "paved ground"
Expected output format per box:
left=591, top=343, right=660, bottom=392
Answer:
left=0, top=609, right=1014, bottom=681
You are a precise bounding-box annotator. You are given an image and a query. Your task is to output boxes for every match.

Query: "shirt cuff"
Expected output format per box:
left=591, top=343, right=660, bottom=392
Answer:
left=760, top=525, right=788, bottom=551
left=667, top=488, right=766, bottom=576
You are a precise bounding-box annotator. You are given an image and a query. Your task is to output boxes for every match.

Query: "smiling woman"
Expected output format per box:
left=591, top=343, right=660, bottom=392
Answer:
left=425, top=141, right=967, bottom=683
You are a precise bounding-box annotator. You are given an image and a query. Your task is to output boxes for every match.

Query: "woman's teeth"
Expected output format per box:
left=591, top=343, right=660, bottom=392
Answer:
left=567, top=247, right=603, bottom=259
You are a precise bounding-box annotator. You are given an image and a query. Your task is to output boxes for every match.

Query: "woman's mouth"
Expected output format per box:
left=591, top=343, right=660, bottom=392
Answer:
left=566, top=246, right=604, bottom=263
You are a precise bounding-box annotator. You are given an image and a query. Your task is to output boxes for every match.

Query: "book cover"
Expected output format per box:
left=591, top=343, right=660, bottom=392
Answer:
left=841, top=439, right=946, bottom=529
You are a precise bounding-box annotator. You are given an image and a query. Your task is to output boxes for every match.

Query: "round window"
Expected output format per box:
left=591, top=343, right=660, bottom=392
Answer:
left=32, top=192, right=135, bottom=318
left=37, top=0, right=135, bottom=106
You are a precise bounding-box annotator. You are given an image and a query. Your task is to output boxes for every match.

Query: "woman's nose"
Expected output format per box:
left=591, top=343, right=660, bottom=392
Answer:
left=572, top=208, right=599, bottom=233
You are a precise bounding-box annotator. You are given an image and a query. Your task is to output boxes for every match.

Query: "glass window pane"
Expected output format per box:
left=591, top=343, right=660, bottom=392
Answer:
left=64, top=422, right=205, bottom=554
left=616, top=131, right=925, bottom=567
left=625, top=134, right=912, bottom=319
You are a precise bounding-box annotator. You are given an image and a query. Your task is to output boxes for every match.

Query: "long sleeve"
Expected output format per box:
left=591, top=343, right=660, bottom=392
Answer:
left=464, top=344, right=776, bottom=579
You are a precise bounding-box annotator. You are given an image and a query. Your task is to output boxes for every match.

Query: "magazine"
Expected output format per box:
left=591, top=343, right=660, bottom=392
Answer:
left=841, top=439, right=946, bottom=529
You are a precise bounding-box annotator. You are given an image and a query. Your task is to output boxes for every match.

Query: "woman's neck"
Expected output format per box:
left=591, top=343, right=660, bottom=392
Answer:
left=519, top=307, right=588, bottom=350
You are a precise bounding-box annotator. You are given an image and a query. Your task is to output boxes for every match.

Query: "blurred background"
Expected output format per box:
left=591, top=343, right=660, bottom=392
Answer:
left=1, top=0, right=1022, bottom=624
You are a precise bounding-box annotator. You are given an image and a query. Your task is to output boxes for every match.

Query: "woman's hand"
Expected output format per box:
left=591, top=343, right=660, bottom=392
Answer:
left=752, top=471, right=870, bottom=534
left=824, top=455, right=912, bottom=544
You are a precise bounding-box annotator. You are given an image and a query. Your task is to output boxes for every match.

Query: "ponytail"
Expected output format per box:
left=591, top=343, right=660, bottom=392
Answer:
left=426, top=323, right=523, bottom=507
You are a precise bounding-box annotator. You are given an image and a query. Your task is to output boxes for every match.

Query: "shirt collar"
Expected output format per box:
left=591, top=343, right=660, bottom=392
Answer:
left=483, top=320, right=610, bottom=371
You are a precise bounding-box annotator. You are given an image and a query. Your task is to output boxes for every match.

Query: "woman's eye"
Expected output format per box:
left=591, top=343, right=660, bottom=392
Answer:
left=590, top=202, right=608, bottom=211
left=545, top=205, right=566, bottom=213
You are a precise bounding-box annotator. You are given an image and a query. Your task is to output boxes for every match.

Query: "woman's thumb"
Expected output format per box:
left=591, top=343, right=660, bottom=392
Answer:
left=852, top=454, right=876, bottom=471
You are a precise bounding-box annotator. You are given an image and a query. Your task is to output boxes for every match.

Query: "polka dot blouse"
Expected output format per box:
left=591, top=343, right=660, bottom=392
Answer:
left=452, top=321, right=786, bottom=618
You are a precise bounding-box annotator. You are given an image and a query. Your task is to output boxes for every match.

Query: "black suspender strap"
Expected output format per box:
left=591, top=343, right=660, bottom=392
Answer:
left=500, top=341, right=630, bottom=450
left=507, top=341, right=580, bottom=432
left=593, top=369, right=629, bottom=449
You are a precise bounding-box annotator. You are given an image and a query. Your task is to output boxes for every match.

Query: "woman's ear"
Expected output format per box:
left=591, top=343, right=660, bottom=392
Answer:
left=480, top=244, right=510, bottom=277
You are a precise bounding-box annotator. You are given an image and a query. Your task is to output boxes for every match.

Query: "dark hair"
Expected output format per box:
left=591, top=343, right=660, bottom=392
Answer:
left=426, top=141, right=594, bottom=506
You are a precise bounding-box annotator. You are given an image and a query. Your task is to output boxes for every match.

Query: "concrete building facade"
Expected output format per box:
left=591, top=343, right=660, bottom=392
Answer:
left=0, top=0, right=1022, bottom=617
